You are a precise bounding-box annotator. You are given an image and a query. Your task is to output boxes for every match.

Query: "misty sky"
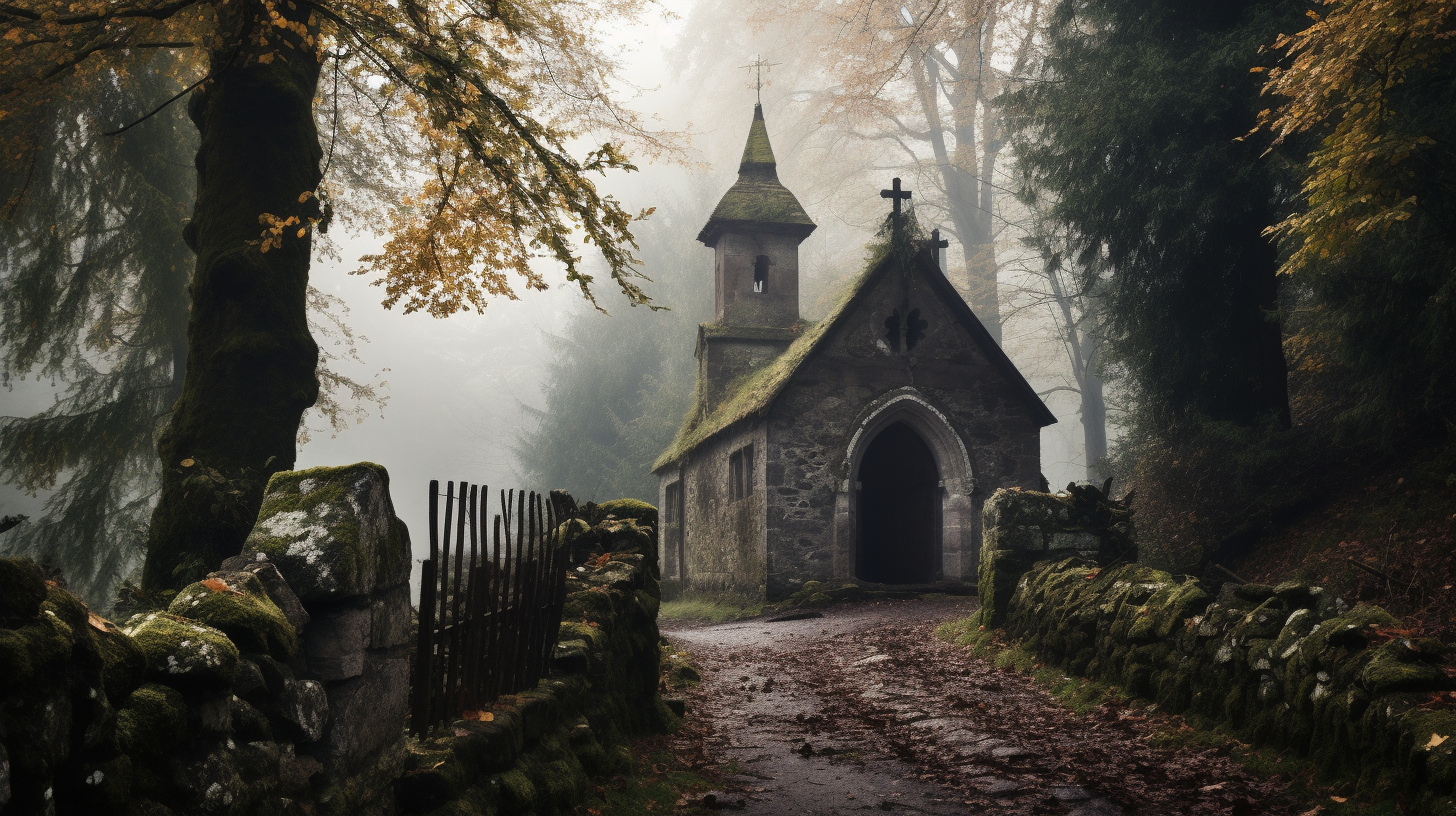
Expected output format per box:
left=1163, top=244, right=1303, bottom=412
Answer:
left=1, top=1, right=1091, bottom=573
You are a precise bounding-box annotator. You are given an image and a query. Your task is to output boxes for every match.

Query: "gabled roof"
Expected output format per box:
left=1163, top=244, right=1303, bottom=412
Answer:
left=653, top=242, right=1057, bottom=472
left=696, top=105, right=816, bottom=247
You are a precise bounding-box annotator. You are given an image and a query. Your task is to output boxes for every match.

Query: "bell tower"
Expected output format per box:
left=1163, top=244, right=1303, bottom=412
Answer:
left=694, top=105, right=817, bottom=414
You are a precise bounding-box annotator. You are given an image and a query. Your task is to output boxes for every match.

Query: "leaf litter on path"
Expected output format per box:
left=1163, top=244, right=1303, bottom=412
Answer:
left=662, top=598, right=1301, bottom=815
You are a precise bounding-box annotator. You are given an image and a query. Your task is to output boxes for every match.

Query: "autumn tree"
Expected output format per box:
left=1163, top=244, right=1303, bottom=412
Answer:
left=1259, top=0, right=1456, bottom=430
left=3, top=0, right=662, bottom=593
left=745, top=0, right=1044, bottom=344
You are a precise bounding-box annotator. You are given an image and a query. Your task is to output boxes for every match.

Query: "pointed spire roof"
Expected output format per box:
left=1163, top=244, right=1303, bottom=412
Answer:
left=697, top=104, right=817, bottom=246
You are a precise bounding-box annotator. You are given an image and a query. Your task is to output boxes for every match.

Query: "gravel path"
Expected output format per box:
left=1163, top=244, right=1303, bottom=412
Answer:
left=661, top=597, right=1299, bottom=816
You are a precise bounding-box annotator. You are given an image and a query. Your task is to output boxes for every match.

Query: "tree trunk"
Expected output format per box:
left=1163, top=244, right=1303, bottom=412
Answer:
left=142, top=8, right=323, bottom=593
left=1081, top=366, right=1108, bottom=481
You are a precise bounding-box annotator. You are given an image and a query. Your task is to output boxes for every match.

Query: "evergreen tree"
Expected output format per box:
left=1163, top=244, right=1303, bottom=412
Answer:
left=516, top=196, right=713, bottom=503
left=1010, top=0, right=1302, bottom=430
left=0, top=59, right=192, bottom=605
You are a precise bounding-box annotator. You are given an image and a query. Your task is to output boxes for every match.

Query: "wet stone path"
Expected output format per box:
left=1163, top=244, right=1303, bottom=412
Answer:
left=661, top=598, right=1298, bottom=815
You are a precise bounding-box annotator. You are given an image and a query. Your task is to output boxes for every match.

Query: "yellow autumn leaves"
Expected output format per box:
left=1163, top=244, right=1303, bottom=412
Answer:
left=1257, top=0, right=1456, bottom=276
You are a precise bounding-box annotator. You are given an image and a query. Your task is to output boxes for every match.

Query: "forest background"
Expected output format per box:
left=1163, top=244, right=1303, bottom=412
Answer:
left=2, top=0, right=1454, bottom=637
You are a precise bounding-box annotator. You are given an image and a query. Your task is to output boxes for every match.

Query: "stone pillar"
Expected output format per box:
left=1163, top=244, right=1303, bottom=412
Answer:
left=242, top=462, right=413, bottom=814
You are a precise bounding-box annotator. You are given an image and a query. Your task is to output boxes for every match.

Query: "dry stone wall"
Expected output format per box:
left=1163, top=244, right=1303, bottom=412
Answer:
left=394, top=505, right=671, bottom=816
left=0, top=461, right=411, bottom=816
left=983, top=488, right=1456, bottom=814
left=977, top=484, right=1133, bottom=626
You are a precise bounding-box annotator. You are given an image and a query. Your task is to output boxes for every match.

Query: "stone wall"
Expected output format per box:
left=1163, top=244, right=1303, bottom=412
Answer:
left=0, top=462, right=411, bottom=816
left=669, top=423, right=768, bottom=599
left=1004, top=560, right=1456, bottom=814
left=976, top=484, right=1133, bottom=627
left=395, top=505, right=671, bottom=815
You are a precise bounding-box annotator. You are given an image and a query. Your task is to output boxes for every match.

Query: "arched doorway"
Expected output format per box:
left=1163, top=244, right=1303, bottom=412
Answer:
left=855, top=421, right=941, bottom=584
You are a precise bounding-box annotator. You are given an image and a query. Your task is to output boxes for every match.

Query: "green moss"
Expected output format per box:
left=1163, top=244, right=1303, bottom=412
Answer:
left=594, top=499, right=657, bottom=529
left=654, top=251, right=884, bottom=471
left=93, top=619, right=147, bottom=705
left=1359, top=642, right=1446, bottom=695
left=657, top=597, right=763, bottom=623
left=0, top=557, right=48, bottom=619
left=494, top=768, right=536, bottom=813
left=241, top=462, right=413, bottom=604
left=168, top=571, right=297, bottom=659
left=0, top=615, right=74, bottom=694
left=116, top=682, right=189, bottom=759
left=122, top=611, right=239, bottom=687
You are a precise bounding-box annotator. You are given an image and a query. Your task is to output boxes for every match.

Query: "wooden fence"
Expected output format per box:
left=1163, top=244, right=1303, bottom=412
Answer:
left=409, top=481, right=572, bottom=737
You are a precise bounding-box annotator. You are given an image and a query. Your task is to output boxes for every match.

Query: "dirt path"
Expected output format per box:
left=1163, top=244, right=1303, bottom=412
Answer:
left=662, top=597, right=1299, bottom=816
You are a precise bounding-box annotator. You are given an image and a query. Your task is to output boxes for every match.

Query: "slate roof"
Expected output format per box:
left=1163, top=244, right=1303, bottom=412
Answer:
left=653, top=243, right=1057, bottom=472
left=696, top=105, right=816, bottom=246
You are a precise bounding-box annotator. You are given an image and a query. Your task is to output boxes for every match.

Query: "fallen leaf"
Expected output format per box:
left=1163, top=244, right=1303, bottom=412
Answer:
left=1428, top=733, right=1448, bottom=749
left=1330, top=795, right=1347, bottom=803
left=87, top=612, right=113, bottom=633
left=201, top=578, right=231, bottom=593
left=180, top=458, right=196, bottom=467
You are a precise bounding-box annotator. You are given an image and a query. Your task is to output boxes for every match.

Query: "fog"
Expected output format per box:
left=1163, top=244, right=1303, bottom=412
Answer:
left=2, top=0, right=1102, bottom=583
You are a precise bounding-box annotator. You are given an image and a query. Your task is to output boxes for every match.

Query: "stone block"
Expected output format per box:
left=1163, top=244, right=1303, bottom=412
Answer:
left=451, top=710, right=523, bottom=774
left=218, top=556, right=311, bottom=634
left=241, top=463, right=412, bottom=604
left=1049, top=531, right=1098, bottom=552
left=171, top=570, right=298, bottom=660
left=272, top=677, right=329, bottom=744
left=319, top=651, right=409, bottom=778
left=304, top=607, right=369, bottom=681
left=121, top=613, right=239, bottom=689
left=370, top=584, right=413, bottom=650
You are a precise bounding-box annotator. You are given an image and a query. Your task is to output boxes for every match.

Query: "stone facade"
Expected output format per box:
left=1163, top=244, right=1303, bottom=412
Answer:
left=656, top=105, right=1054, bottom=602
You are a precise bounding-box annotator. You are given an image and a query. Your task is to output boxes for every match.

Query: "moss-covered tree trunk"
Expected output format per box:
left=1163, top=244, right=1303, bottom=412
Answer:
left=142, top=6, right=323, bottom=593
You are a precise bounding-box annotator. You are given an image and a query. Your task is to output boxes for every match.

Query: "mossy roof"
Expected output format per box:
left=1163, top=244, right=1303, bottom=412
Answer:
left=653, top=242, right=1057, bottom=471
left=697, top=105, right=816, bottom=246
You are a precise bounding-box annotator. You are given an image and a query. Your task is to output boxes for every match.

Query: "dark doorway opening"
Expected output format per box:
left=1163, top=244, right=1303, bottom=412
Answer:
left=856, top=422, right=940, bottom=584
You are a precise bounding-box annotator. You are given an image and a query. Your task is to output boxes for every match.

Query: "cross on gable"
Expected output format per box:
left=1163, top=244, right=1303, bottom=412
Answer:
left=880, top=177, right=912, bottom=215
left=930, top=229, right=949, bottom=249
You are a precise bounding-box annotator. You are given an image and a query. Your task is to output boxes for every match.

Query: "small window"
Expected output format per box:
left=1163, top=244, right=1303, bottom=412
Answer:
left=752, top=255, right=769, bottom=293
left=884, top=306, right=929, bottom=353
left=728, top=444, right=755, bottom=502
left=664, top=482, right=681, bottom=524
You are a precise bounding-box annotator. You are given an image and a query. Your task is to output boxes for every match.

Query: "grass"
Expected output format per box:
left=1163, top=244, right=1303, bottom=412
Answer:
left=574, top=746, right=720, bottom=816
left=659, top=597, right=763, bottom=623
left=933, top=614, right=1402, bottom=816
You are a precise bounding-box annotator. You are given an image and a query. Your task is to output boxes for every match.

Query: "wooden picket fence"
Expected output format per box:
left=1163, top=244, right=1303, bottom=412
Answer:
left=409, top=481, right=572, bottom=737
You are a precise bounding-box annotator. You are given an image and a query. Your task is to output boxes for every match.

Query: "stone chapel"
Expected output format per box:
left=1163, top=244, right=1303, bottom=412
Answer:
left=653, top=104, right=1056, bottom=601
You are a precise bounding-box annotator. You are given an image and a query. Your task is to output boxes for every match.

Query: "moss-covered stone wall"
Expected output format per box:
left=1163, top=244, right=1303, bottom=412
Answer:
left=0, top=461, right=411, bottom=816
left=977, top=484, right=1133, bottom=627
left=395, top=509, right=671, bottom=816
left=1006, top=559, right=1456, bottom=814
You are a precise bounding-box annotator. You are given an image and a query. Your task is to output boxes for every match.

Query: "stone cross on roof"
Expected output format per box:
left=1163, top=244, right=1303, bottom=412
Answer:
left=880, top=177, right=912, bottom=215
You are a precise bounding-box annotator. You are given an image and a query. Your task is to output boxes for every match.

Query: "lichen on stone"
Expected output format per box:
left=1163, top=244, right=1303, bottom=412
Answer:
left=123, top=612, right=239, bottom=688
left=241, top=462, right=410, bottom=603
